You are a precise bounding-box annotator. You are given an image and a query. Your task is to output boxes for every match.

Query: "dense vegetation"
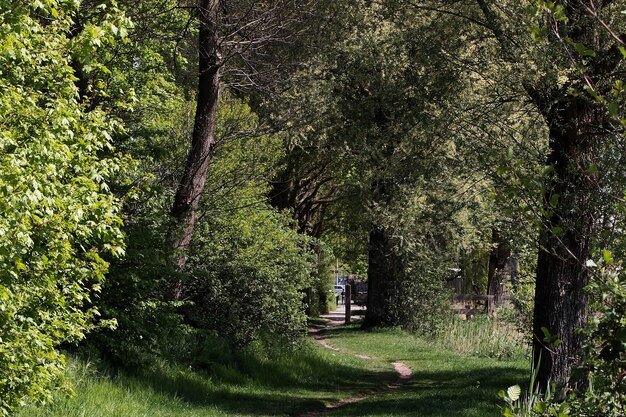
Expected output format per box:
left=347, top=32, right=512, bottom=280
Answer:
left=1, top=0, right=626, bottom=416
left=16, top=326, right=527, bottom=417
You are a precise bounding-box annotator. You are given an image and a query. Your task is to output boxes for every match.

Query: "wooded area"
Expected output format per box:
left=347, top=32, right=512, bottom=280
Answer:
left=1, top=1, right=626, bottom=416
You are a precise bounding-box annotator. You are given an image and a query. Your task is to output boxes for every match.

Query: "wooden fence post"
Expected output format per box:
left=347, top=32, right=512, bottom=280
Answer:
left=345, top=284, right=351, bottom=324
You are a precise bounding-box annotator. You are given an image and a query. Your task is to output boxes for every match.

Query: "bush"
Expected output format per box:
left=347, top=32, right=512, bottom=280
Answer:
left=0, top=3, right=124, bottom=414
left=185, top=204, right=315, bottom=346
left=567, top=269, right=626, bottom=416
left=384, top=257, right=452, bottom=336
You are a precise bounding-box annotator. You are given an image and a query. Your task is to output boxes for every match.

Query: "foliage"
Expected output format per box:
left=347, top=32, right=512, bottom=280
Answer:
left=86, top=52, right=194, bottom=365
left=183, top=100, right=315, bottom=346
left=0, top=1, right=125, bottom=414
left=382, top=255, right=452, bottom=335
left=267, top=1, right=500, bottom=331
left=566, top=268, right=626, bottom=416
left=303, top=241, right=335, bottom=317
left=90, top=85, right=317, bottom=362
left=500, top=358, right=570, bottom=417
left=438, top=316, right=529, bottom=360
left=185, top=204, right=314, bottom=346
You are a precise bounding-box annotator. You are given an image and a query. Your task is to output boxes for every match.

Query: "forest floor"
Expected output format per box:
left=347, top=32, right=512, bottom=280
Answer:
left=18, top=308, right=527, bottom=417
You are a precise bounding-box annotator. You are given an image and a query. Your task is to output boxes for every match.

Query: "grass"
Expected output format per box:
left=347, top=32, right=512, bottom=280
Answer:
left=321, top=325, right=528, bottom=417
left=17, top=339, right=392, bottom=417
left=18, top=323, right=528, bottom=417
left=436, top=315, right=530, bottom=360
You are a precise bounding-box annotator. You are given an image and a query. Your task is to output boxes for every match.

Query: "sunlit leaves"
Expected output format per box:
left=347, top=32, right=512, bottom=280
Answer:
left=0, top=2, right=125, bottom=414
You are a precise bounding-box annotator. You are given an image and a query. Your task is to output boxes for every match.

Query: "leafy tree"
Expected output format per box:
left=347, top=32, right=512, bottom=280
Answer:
left=264, top=1, right=496, bottom=330
left=169, top=0, right=317, bottom=276
left=470, top=0, right=626, bottom=389
left=0, top=1, right=125, bottom=414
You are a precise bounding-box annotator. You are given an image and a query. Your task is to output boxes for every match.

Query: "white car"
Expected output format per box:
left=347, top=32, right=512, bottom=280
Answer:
left=334, top=285, right=344, bottom=297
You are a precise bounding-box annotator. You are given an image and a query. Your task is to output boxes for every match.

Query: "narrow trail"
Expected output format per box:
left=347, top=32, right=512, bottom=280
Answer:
left=299, top=308, right=413, bottom=417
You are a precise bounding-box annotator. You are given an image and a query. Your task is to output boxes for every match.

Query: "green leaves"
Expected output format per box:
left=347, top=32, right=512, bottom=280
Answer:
left=0, top=2, right=125, bottom=415
left=572, top=42, right=596, bottom=58
left=541, top=327, right=562, bottom=348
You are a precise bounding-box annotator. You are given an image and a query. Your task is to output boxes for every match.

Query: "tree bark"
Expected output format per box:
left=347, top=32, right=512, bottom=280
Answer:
left=473, top=0, right=613, bottom=391
left=363, top=225, right=400, bottom=327
left=532, top=96, right=600, bottom=390
left=364, top=226, right=388, bottom=327
left=486, top=228, right=510, bottom=316
left=170, top=0, right=221, bottom=278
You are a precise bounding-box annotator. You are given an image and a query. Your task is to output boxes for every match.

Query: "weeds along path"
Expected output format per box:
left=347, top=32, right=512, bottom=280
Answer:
left=301, top=317, right=413, bottom=417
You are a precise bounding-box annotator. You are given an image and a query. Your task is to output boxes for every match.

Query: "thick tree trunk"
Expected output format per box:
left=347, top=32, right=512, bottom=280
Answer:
left=474, top=0, right=613, bottom=391
left=363, top=225, right=399, bottom=327
left=170, top=0, right=221, bottom=278
left=532, top=97, right=600, bottom=390
left=364, top=226, right=388, bottom=327
left=486, top=228, right=510, bottom=316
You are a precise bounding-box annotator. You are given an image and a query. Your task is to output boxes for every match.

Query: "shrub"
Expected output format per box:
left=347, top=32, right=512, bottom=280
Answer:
left=567, top=269, right=626, bottom=416
left=0, top=2, right=124, bottom=414
left=185, top=204, right=315, bottom=346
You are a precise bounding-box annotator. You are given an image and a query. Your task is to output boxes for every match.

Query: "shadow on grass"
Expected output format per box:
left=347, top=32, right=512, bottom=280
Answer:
left=107, top=346, right=396, bottom=416
left=315, top=325, right=528, bottom=416
left=76, top=324, right=526, bottom=417
left=325, top=365, right=527, bottom=417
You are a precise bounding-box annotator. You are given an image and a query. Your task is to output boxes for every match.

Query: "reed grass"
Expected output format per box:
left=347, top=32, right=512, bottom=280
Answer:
left=437, top=315, right=530, bottom=360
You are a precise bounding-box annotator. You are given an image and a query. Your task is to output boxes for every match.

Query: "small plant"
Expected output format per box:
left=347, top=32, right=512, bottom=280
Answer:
left=500, top=382, right=570, bottom=417
left=500, top=354, right=570, bottom=417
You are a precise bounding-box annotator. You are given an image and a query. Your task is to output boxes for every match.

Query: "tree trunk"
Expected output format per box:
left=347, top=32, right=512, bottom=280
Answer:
left=363, top=225, right=400, bottom=327
left=170, top=0, right=221, bottom=279
left=486, top=228, right=510, bottom=316
left=510, top=255, right=518, bottom=291
left=364, top=226, right=387, bottom=327
left=532, top=96, right=600, bottom=390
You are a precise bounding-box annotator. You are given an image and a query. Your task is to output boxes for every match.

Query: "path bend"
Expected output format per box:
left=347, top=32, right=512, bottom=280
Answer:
left=300, top=316, right=412, bottom=417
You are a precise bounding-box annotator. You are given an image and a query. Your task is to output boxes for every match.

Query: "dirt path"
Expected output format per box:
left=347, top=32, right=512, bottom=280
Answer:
left=299, top=311, right=412, bottom=417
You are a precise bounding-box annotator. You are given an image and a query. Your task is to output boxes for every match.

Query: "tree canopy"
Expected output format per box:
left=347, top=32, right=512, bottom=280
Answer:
left=2, top=1, right=626, bottom=416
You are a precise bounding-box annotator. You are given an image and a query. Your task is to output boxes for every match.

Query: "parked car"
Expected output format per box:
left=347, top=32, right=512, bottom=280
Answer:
left=334, top=285, right=344, bottom=297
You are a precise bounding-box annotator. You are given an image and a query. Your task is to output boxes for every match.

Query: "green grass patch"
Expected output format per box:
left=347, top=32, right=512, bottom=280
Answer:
left=436, top=315, right=530, bottom=360
left=17, top=339, right=392, bottom=417
left=19, top=325, right=528, bottom=417
left=321, top=325, right=528, bottom=417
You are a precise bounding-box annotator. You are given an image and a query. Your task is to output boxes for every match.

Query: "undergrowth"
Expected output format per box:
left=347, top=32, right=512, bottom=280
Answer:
left=16, top=338, right=391, bottom=417
left=437, top=314, right=529, bottom=360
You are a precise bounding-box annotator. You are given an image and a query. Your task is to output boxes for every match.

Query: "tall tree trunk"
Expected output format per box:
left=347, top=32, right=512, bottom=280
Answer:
left=170, top=0, right=221, bottom=280
left=486, top=228, right=510, bottom=316
left=474, top=0, right=613, bottom=391
left=532, top=97, right=600, bottom=390
left=364, top=224, right=401, bottom=328
left=364, top=226, right=390, bottom=327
